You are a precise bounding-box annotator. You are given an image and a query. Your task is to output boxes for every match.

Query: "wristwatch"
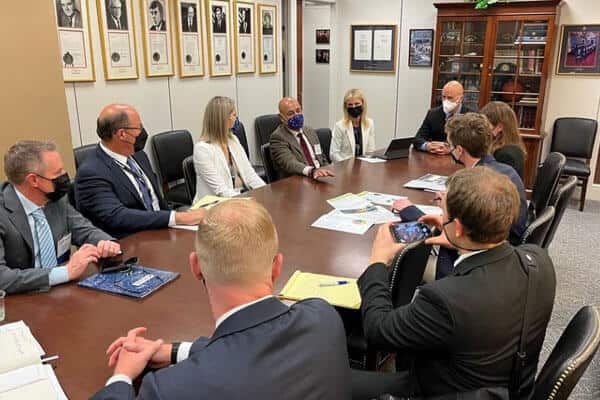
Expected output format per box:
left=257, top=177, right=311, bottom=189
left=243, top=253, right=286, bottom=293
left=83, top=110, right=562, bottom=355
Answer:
left=170, top=342, right=181, bottom=364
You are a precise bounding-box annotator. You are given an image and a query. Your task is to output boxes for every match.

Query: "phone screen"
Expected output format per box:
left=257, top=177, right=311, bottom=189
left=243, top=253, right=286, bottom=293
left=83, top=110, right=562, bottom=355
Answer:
left=390, top=222, right=432, bottom=244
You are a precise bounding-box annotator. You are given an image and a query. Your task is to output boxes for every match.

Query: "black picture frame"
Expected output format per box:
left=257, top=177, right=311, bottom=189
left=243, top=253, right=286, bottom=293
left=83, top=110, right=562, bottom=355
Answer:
left=316, top=29, right=330, bottom=44
left=316, top=49, right=330, bottom=64
left=556, top=24, right=600, bottom=75
left=350, top=24, right=397, bottom=73
left=409, top=29, right=434, bottom=67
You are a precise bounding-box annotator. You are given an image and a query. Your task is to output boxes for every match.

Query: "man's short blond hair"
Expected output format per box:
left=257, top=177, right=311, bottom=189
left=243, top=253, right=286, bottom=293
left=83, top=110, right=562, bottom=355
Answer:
left=195, top=199, right=278, bottom=285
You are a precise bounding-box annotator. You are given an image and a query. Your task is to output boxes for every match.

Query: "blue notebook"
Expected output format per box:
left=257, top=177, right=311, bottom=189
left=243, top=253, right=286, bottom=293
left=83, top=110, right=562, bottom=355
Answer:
left=78, top=265, right=179, bottom=298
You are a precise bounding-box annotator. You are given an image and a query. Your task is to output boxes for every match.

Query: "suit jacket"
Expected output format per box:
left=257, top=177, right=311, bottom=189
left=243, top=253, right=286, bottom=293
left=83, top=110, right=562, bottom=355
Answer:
left=150, top=20, right=166, bottom=31
left=358, top=242, right=556, bottom=398
left=75, top=145, right=171, bottom=239
left=413, top=104, right=476, bottom=150
left=330, top=118, right=376, bottom=162
left=213, top=18, right=226, bottom=33
left=182, top=17, right=197, bottom=32
left=107, top=15, right=127, bottom=30
left=91, top=297, right=351, bottom=400
left=270, top=124, right=329, bottom=178
left=0, top=182, right=112, bottom=294
left=58, top=9, right=82, bottom=28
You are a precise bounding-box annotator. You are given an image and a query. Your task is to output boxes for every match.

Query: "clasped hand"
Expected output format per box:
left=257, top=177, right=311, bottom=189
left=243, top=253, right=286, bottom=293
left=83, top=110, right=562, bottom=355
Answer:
left=67, top=240, right=121, bottom=280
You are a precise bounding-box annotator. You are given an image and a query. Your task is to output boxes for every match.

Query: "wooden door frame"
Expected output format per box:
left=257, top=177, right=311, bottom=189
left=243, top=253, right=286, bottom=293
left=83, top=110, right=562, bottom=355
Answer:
left=296, top=0, right=303, bottom=105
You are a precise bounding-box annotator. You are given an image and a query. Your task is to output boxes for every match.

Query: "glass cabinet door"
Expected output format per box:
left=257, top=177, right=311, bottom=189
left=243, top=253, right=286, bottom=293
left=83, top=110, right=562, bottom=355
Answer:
left=435, top=20, right=487, bottom=110
left=490, top=20, right=548, bottom=130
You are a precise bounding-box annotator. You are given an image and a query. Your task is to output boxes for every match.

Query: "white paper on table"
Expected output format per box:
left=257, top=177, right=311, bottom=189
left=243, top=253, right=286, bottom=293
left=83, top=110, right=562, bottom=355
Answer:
left=357, top=191, right=407, bottom=207
left=170, top=225, right=199, bottom=231
left=373, top=29, right=393, bottom=61
left=338, top=205, right=400, bottom=224
left=354, top=30, right=372, bottom=60
left=0, top=321, right=44, bottom=374
left=403, top=174, right=448, bottom=192
left=0, top=365, right=67, bottom=399
left=357, top=156, right=386, bottom=164
left=311, top=210, right=373, bottom=235
left=326, top=193, right=372, bottom=211
left=415, top=205, right=443, bottom=216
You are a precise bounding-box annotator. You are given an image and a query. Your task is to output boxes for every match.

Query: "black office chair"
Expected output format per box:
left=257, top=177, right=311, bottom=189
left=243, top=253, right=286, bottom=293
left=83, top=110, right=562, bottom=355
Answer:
left=254, top=114, right=281, bottom=147
left=529, top=152, right=565, bottom=222
left=521, top=206, right=555, bottom=247
left=550, top=117, right=598, bottom=211
left=182, top=155, right=196, bottom=204
left=73, top=143, right=97, bottom=170
left=232, top=122, right=267, bottom=181
left=151, top=130, right=194, bottom=206
left=543, top=176, right=577, bottom=249
left=532, top=305, right=600, bottom=400
left=316, top=128, right=332, bottom=163
left=260, top=143, right=280, bottom=183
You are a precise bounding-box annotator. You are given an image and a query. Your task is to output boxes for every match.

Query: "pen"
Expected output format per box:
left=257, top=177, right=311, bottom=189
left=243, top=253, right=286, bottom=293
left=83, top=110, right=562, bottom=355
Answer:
left=319, top=281, right=348, bottom=287
left=199, top=200, right=220, bottom=208
left=41, top=355, right=59, bottom=363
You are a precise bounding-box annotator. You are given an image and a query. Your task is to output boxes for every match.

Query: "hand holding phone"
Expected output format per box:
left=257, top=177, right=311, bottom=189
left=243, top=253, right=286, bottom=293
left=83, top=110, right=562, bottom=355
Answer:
left=389, top=222, right=433, bottom=244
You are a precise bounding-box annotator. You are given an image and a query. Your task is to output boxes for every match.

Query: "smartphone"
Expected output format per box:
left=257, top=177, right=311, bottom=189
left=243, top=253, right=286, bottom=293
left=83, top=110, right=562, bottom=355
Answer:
left=389, top=222, right=433, bottom=244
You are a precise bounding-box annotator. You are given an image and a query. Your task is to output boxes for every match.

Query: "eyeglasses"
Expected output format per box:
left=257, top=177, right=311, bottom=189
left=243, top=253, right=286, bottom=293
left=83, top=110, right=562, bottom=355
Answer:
left=119, top=125, right=143, bottom=131
left=442, top=218, right=455, bottom=228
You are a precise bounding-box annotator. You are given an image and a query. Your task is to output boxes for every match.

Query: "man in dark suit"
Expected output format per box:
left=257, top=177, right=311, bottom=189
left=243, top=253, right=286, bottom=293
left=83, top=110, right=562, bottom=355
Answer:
left=413, top=80, right=476, bottom=154
left=181, top=4, right=197, bottom=33
left=75, top=104, right=204, bottom=239
left=270, top=97, right=335, bottom=179
left=91, top=199, right=351, bottom=400
left=148, top=1, right=166, bottom=31
left=57, top=0, right=83, bottom=28
left=106, top=0, right=127, bottom=30
left=352, top=167, right=556, bottom=399
left=212, top=6, right=226, bottom=33
left=0, top=141, right=120, bottom=294
left=238, top=7, right=251, bottom=34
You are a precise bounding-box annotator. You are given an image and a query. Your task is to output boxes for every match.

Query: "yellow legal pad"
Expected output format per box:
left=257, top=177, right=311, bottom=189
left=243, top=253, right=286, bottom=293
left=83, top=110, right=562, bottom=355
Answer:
left=279, top=270, right=362, bottom=309
left=190, top=195, right=231, bottom=210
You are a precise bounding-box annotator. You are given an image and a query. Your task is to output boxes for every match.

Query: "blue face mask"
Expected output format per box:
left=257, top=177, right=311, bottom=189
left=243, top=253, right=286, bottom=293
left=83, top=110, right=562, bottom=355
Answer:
left=287, top=113, right=304, bottom=130
left=231, top=116, right=240, bottom=131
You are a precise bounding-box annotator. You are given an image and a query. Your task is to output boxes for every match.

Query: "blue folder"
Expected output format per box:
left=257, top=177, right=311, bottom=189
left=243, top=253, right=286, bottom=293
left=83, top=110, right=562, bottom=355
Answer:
left=78, top=265, right=179, bottom=298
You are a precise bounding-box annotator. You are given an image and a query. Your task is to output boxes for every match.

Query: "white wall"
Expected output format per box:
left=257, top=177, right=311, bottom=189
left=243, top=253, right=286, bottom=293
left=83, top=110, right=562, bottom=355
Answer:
left=67, top=0, right=283, bottom=164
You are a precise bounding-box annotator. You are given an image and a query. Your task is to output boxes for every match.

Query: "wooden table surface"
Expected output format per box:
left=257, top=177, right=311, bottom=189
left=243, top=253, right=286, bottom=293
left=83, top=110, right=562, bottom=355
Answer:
left=4, top=150, right=458, bottom=399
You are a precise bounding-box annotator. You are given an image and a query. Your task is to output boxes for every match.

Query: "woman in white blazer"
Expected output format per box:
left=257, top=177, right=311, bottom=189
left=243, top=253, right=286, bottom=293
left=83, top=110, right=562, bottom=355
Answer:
left=330, top=88, right=376, bottom=162
left=193, top=96, right=265, bottom=203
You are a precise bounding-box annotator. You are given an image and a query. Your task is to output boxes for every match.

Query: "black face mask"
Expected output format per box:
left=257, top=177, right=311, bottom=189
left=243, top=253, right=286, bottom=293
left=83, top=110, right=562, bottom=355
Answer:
left=133, top=128, right=148, bottom=152
left=347, top=106, right=363, bottom=118
left=37, top=173, right=71, bottom=202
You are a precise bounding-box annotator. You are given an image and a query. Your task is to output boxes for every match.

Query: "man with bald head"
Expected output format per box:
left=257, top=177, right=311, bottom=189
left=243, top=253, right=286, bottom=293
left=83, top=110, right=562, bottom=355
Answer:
left=270, top=97, right=335, bottom=179
left=75, top=104, right=204, bottom=238
left=413, top=81, right=476, bottom=155
left=91, top=200, right=350, bottom=400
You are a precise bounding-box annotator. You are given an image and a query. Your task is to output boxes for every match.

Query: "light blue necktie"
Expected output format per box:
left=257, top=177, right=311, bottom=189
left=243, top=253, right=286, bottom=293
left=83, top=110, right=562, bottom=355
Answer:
left=31, top=208, right=57, bottom=268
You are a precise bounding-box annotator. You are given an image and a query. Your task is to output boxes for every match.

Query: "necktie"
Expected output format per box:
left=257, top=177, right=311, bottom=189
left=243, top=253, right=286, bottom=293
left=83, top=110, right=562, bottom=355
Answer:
left=116, top=19, right=121, bottom=30
left=297, top=133, right=316, bottom=168
left=31, top=209, right=57, bottom=268
left=126, top=158, right=154, bottom=211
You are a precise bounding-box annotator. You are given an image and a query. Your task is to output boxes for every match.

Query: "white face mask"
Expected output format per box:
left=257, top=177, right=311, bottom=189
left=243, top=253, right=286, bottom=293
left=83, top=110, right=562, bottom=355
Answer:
left=442, top=99, right=459, bottom=114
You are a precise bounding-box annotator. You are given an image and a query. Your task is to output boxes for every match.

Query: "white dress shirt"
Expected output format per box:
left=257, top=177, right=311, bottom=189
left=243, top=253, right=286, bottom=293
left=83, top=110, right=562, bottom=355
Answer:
left=453, top=249, right=487, bottom=269
left=287, top=128, right=320, bottom=176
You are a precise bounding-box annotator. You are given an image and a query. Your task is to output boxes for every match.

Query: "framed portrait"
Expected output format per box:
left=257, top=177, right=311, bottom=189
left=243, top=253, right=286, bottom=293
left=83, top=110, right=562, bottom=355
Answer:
left=316, top=29, right=330, bottom=45
left=139, top=0, right=175, bottom=77
left=556, top=24, right=600, bottom=75
left=97, top=0, right=139, bottom=80
left=257, top=3, right=277, bottom=74
left=234, top=1, right=256, bottom=74
left=350, top=24, right=397, bottom=73
left=54, top=0, right=96, bottom=82
left=175, top=0, right=204, bottom=77
left=409, top=29, right=433, bottom=67
left=205, top=0, right=233, bottom=76
left=316, top=49, right=329, bottom=64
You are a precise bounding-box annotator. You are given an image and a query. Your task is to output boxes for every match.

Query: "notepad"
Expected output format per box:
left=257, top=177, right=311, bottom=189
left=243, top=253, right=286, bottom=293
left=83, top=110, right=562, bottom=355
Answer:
left=279, top=270, right=362, bottom=309
left=190, top=195, right=231, bottom=210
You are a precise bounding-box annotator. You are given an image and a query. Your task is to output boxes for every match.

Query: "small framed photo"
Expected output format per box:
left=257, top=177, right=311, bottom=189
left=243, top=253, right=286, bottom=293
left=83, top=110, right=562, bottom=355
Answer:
left=316, top=29, right=330, bottom=45
left=350, top=24, right=397, bottom=73
left=234, top=1, right=256, bottom=74
left=556, top=24, right=600, bottom=75
left=258, top=3, right=277, bottom=74
left=316, top=49, right=329, bottom=64
left=97, top=0, right=139, bottom=80
left=53, top=0, right=96, bottom=82
left=175, top=0, right=205, bottom=77
left=409, top=29, right=434, bottom=67
left=139, top=0, right=175, bottom=77
left=205, top=0, right=233, bottom=76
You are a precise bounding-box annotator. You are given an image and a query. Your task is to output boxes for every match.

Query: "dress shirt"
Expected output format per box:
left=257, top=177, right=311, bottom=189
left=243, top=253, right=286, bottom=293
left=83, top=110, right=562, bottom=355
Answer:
left=419, top=103, right=464, bottom=151
left=289, top=129, right=320, bottom=176
left=99, top=143, right=175, bottom=226
left=14, top=189, right=69, bottom=286
left=453, top=249, right=487, bottom=269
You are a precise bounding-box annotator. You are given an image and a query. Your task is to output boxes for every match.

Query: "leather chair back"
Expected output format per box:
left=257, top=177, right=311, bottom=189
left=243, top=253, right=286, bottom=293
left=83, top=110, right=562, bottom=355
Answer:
left=73, top=144, right=97, bottom=170
left=532, top=306, right=600, bottom=400
left=254, top=114, right=281, bottom=147
left=182, top=155, right=196, bottom=203
left=232, top=122, right=250, bottom=157
left=551, top=118, right=598, bottom=159
left=530, top=152, right=565, bottom=219
left=151, top=130, right=194, bottom=205
left=260, top=143, right=280, bottom=183
left=543, top=176, right=577, bottom=249
left=389, top=241, right=431, bottom=307
left=316, top=128, right=332, bottom=163
left=522, top=206, right=555, bottom=247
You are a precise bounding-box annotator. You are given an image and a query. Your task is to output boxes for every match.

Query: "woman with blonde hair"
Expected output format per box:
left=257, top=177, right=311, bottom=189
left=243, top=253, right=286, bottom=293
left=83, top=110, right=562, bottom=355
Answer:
left=193, top=96, right=265, bottom=203
left=330, top=89, right=375, bottom=162
left=480, top=101, right=527, bottom=178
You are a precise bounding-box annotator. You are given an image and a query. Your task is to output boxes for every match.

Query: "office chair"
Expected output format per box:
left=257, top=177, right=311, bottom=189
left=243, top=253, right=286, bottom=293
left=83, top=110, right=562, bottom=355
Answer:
left=529, top=152, right=565, bottom=222
left=73, top=143, right=97, bottom=170
left=521, top=206, right=555, bottom=247
left=232, top=122, right=267, bottom=181
left=316, top=128, right=332, bottom=163
left=182, top=155, right=196, bottom=204
left=550, top=117, right=598, bottom=211
left=260, top=143, right=280, bottom=183
left=543, top=176, right=577, bottom=249
left=254, top=114, right=281, bottom=147
left=151, top=130, right=194, bottom=207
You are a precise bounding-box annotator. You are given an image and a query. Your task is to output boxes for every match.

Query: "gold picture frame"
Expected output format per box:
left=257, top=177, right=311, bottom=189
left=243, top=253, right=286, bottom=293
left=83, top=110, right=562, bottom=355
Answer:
left=205, top=0, right=233, bottom=77
left=139, top=0, right=175, bottom=77
left=350, top=24, right=398, bottom=74
left=96, top=0, right=139, bottom=80
left=234, top=1, right=256, bottom=74
left=174, top=0, right=205, bottom=77
left=54, top=0, right=96, bottom=82
left=257, top=3, right=277, bottom=74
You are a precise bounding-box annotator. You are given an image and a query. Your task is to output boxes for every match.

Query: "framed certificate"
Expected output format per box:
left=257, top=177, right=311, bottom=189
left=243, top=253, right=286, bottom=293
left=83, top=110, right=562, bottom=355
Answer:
left=139, top=0, right=175, bottom=77
left=257, top=3, right=277, bottom=74
left=350, top=24, right=398, bottom=73
left=234, top=1, right=256, bottom=74
left=205, top=0, right=233, bottom=76
left=175, top=0, right=205, bottom=77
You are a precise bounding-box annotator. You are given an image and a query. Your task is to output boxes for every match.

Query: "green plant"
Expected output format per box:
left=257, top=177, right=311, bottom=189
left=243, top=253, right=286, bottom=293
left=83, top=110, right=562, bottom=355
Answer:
left=475, top=0, right=499, bottom=9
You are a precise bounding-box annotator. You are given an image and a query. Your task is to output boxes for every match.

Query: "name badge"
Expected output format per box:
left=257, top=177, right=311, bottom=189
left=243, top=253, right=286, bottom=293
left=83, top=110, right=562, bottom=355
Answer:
left=314, top=144, right=323, bottom=155
left=56, top=233, right=72, bottom=264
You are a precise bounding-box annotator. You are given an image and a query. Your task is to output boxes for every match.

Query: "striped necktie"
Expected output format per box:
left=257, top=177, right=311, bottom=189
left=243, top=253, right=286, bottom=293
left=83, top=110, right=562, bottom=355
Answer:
left=126, top=158, right=154, bottom=211
left=31, top=209, right=57, bottom=268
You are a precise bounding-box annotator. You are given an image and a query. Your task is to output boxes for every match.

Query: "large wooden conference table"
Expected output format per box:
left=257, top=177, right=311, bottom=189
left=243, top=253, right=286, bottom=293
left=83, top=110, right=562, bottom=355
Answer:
left=5, top=150, right=458, bottom=399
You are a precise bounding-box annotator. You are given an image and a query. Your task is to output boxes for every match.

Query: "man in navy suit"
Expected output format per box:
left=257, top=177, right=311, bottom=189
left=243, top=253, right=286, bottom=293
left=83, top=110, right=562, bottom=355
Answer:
left=75, top=104, right=204, bottom=238
left=91, top=199, right=351, bottom=400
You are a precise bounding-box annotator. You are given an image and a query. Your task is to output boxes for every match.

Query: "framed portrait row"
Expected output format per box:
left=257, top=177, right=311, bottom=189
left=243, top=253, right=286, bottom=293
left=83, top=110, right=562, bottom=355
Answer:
left=52, top=0, right=278, bottom=81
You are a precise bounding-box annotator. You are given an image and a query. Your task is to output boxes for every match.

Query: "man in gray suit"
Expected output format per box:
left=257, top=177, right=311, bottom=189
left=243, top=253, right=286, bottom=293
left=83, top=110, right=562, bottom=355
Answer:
left=270, top=97, right=335, bottom=179
left=0, top=141, right=120, bottom=294
left=91, top=199, right=351, bottom=400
